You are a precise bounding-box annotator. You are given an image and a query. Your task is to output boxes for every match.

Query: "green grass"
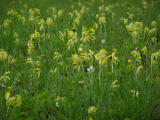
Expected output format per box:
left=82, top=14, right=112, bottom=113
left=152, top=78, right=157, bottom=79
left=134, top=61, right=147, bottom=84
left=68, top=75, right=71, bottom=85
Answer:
left=0, top=0, right=160, bottom=120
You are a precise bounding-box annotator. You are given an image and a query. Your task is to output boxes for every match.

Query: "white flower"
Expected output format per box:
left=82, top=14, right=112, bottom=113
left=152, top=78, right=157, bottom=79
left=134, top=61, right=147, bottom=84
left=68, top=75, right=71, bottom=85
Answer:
left=56, top=102, right=59, bottom=107
left=101, top=39, right=105, bottom=44
left=87, top=66, right=95, bottom=72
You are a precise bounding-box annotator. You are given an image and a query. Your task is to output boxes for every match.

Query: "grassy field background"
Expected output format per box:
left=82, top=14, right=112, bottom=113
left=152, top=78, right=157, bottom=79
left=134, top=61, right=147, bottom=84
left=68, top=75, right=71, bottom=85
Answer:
left=0, top=0, right=160, bottom=120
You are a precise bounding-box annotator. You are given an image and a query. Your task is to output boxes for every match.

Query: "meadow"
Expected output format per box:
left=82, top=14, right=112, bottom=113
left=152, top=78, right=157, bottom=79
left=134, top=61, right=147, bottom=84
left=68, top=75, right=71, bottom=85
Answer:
left=0, top=0, right=160, bottom=119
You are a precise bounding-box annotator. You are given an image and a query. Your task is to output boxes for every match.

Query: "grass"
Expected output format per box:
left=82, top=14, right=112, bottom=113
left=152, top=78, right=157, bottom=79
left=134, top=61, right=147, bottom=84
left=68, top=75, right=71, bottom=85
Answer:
left=0, top=0, right=160, bottom=120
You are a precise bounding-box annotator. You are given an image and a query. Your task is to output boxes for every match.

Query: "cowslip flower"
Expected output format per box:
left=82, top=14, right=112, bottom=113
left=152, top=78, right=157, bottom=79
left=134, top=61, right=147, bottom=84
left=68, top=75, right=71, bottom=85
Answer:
left=72, top=54, right=82, bottom=65
left=0, top=49, right=8, bottom=61
left=99, top=16, right=106, bottom=24
left=5, top=92, right=11, bottom=100
left=130, top=90, right=139, bottom=98
left=88, top=106, right=97, bottom=114
left=95, top=49, right=107, bottom=65
left=136, top=66, right=143, bottom=75
left=46, top=17, right=53, bottom=26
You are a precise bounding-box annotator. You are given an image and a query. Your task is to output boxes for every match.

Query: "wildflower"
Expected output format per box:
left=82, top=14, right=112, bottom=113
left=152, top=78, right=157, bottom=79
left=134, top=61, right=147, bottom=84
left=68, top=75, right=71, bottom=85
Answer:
left=128, top=59, right=132, bottom=63
left=78, top=80, right=85, bottom=84
left=128, top=14, right=135, bottom=19
left=53, top=52, right=62, bottom=60
left=130, top=90, right=139, bottom=98
left=151, top=50, right=160, bottom=67
left=111, top=80, right=120, bottom=88
left=80, top=52, right=90, bottom=61
left=15, top=95, right=22, bottom=107
left=26, top=57, right=33, bottom=63
left=3, top=19, right=12, bottom=28
left=149, top=28, right=157, bottom=36
left=27, top=40, right=35, bottom=54
left=6, top=95, right=22, bottom=107
left=99, top=6, right=105, bottom=12
left=80, top=26, right=95, bottom=43
left=89, top=117, right=93, bottom=120
left=58, top=10, right=63, bottom=17
left=88, top=49, right=94, bottom=56
left=67, top=29, right=78, bottom=48
left=131, top=50, right=141, bottom=63
left=0, top=49, right=8, bottom=61
left=78, top=47, right=83, bottom=52
left=87, top=66, right=95, bottom=72
left=7, top=55, right=16, bottom=64
left=13, top=32, right=18, bottom=38
left=111, top=49, right=119, bottom=64
left=120, top=17, right=128, bottom=25
left=142, top=47, right=147, bottom=54
left=56, top=96, right=65, bottom=107
left=151, top=21, right=157, bottom=27
left=94, top=22, right=98, bottom=30
left=72, top=54, right=82, bottom=65
left=46, top=17, right=53, bottom=26
left=151, top=37, right=157, bottom=43
left=99, top=16, right=106, bottom=24
left=52, top=7, right=57, bottom=14
left=50, top=68, right=57, bottom=75
left=136, top=66, right=143, bottom=74
left=56, top=102, right=59, bottom=107
left=38, top=19, right=45, bottom=31
left=144, top=27, right=150, bottom=33
left=126, top=22, right=143, bottom=40
left=105, top=6, right=110, bottom=13
left=8, top=87, right=12, bottom=89
left=5, top=92, right=11, bottom=100
left=95, top=49, right=108, bottom=65
left=30, top=29, right=40, bottom=40
left=88, top=106, right=97, bottom=114
left=101, top=39, right=106, bottom=44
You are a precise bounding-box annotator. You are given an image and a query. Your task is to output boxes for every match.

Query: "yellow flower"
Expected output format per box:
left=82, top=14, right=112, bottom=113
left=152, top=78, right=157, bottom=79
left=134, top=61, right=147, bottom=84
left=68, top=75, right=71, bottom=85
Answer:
left=128, top=59, right=132, bottom=63
left=89, top=117, right=93, bottom=120
left=56, top=96, right=61, bottom=102
left=144, top=27, right=150, bottom=33
left=131, top=50, right=141, bottom=62
left=5, top=92, right=11, bottom=100
left=27, top=40, right=35, bottom=54
left=88, top=106, right=97, bottom=114
left=46, top=17, right=53, bottom=26
left=151, top=21, right=157, bottom=27
left=78, top=47, right=83, bottom=52
left=58, top=10, right=63, bottom=17
left=7, top=55, right=16, bottom=64
left=136, top=66, right=143, bottom=75
left=26, top=57, right=32, bottom=63
left=72, top=54, right=82, bottom=65
left=8, top=87, right=12, bottom=89
left=95, top=49, right=107, bottom=65
left=0, top=49, right=8, bottom=61
left=15, top=95, right=22, bottom=107
left=149, top=28, right=157, bottom=36
left=130, top=90, right=139, bottom=98
left=111, top=80, right=120, bottom=88
left=80, top=52, right=90, bottom=61
left=52, top=7, right=57, bottom=14
left=129, top=14, right=135, bottom=19
left=142, top=47, right=147, bottom=54
left=99, top=16, right=106, bottom=24
left=151, top=37, right=157, bottom=43
left=50, top=68, right=57, bottom=75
